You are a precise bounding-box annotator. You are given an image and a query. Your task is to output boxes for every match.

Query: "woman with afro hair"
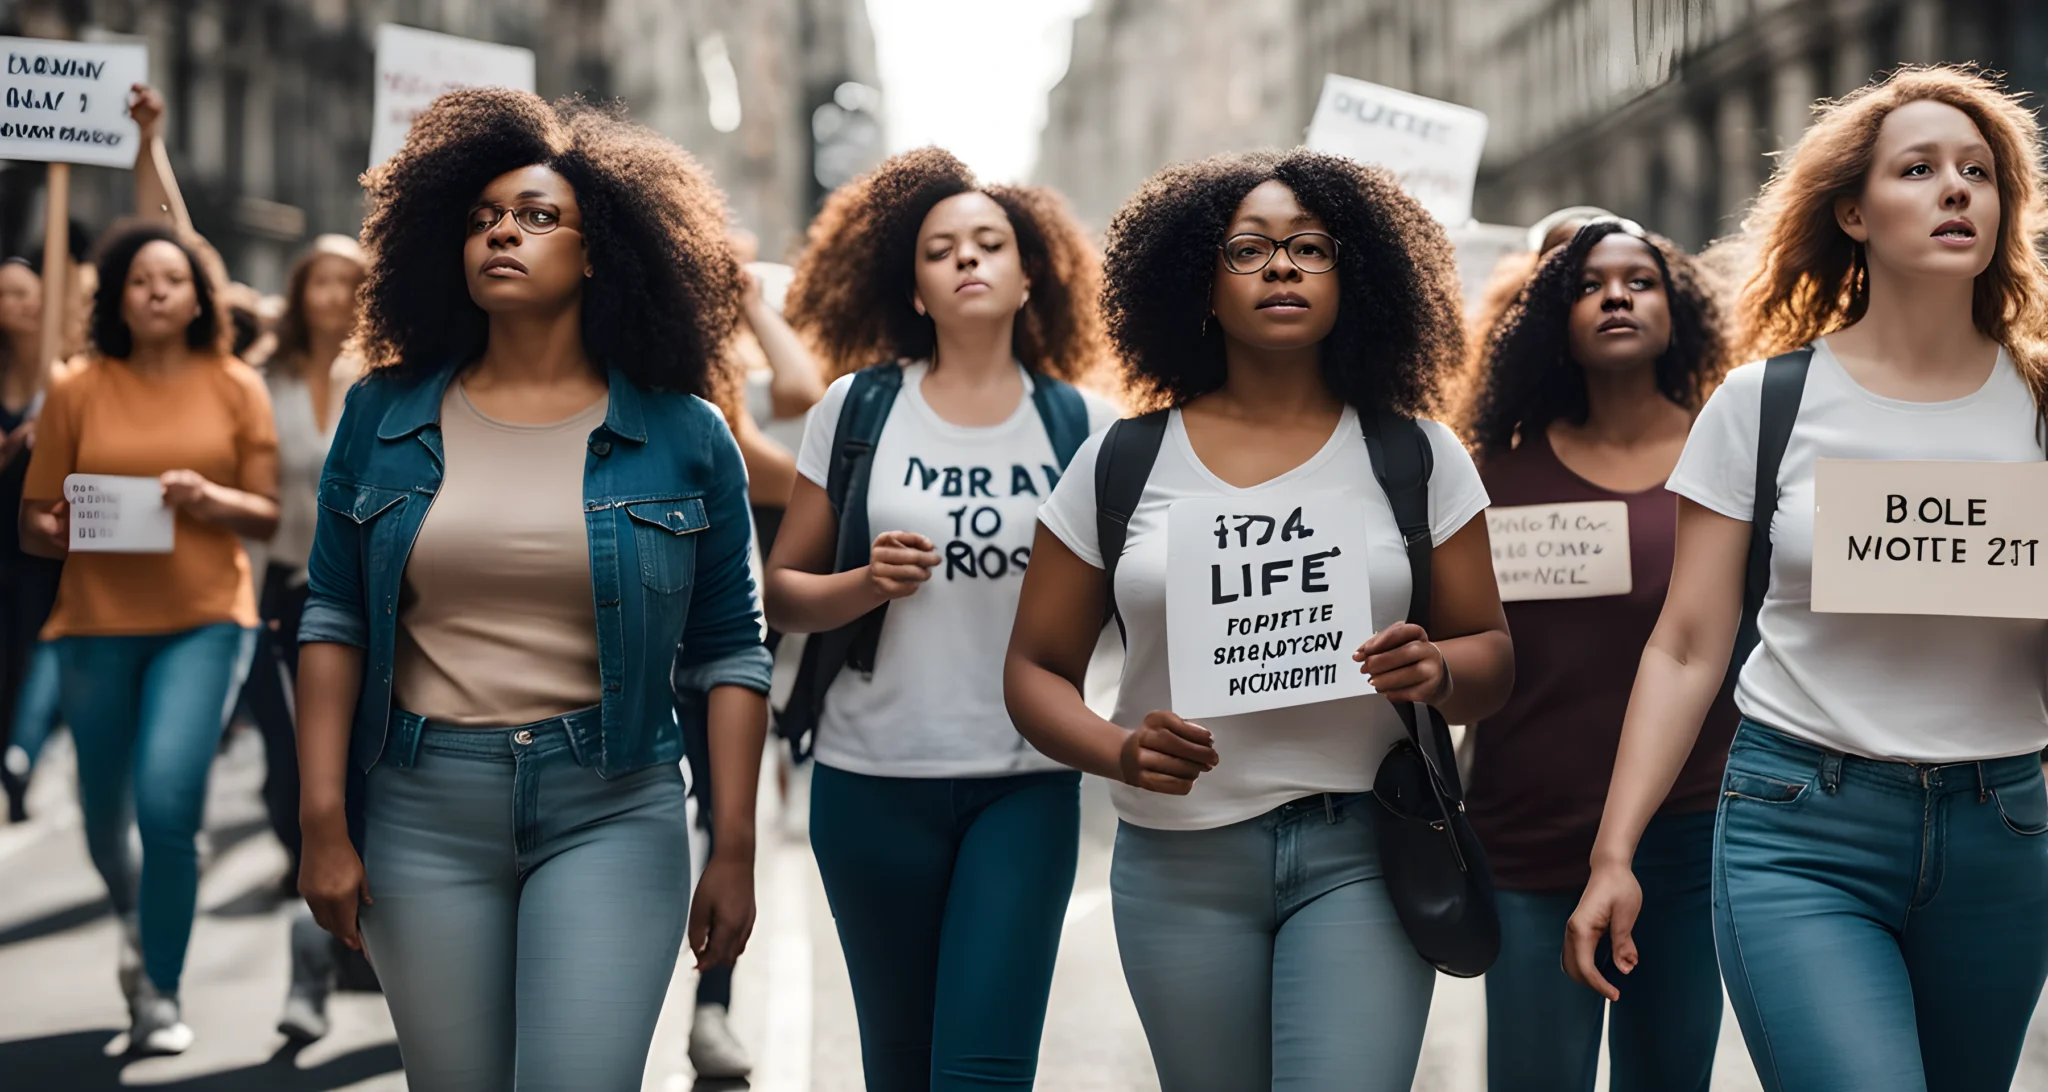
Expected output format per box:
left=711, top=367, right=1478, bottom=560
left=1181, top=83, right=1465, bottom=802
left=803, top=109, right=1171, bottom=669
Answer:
left=1567, top=67, right=2048, bottom=1090
left=292, top=89, right=771, bottom=1092
left=1006, top=151, right=1514, bottom=1090
left=763, top=147, right=1116, bottom=1090
left=1463, top=218, right=1732, bottom=1092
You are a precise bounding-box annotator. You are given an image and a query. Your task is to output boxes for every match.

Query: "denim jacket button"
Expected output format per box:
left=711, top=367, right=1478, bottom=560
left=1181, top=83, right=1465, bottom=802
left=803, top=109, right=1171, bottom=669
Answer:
left=591, top=440, right=612, bottom=456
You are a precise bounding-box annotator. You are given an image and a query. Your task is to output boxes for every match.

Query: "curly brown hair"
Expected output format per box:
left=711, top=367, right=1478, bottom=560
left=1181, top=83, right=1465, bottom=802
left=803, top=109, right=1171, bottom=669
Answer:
left=1738, top=65, right=2048, bottom=407
left=785, top=147, right=1104, bottom=383
left=1100, top=150, right=1464, bottom=416
left=356, top=88, right=738, bottom=393
left=1468, top=220, right=1727, bottom=457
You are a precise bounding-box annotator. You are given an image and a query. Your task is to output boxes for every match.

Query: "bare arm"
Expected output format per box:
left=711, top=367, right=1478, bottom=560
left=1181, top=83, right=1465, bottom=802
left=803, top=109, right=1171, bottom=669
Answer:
left=732, top=411, right=798, bottom=509
left=1565, top=499, right=1748, bottom=998
left=741, top=272, right=826, bottom=419
left=689, top=684, right=769, bottom=969
left=1355, top=515, right=1515, bottom=725
left=1004, top=524, right=1218, bottom=792
left=17, top=497, right=67, bottom=558
left=296, top=641, right=369, bottom=949
left=129, top=84, right=192, bottom=232
left=762, top=473, right=937, bottom=634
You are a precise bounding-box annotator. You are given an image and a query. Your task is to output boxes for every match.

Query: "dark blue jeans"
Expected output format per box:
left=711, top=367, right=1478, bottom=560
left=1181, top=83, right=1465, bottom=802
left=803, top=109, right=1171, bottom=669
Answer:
left=57, top=622, right=255, bottom=994
left=1715, top=721, right=2048, bottom=1092
left=809, top=763, right=1079, bottom=1091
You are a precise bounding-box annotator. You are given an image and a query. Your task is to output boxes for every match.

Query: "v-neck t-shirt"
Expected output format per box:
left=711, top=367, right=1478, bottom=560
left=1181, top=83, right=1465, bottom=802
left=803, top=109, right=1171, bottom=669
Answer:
left=1668, top=340, right=2048, bottom=762
left=1037, top=406, right=1489, bottom=830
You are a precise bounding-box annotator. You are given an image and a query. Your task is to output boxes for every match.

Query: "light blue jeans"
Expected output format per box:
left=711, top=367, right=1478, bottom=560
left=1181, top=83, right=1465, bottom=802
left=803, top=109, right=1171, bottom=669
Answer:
left=359, top=712, right=691, bottom=1092
left=57, top=622, right=255, bottom=994
left=1111, top=792, right=1436, bottom=1092
left=1715, top=721, right=2048, bottom=1092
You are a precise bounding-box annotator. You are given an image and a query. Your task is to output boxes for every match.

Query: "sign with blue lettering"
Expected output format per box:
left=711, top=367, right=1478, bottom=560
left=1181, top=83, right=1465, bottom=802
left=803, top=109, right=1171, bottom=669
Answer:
left=1165, top=493, right=1376, bottom=718
left=1305, top=74, right=1489, bottom=227
left=0, top=37, right=147, bottom=168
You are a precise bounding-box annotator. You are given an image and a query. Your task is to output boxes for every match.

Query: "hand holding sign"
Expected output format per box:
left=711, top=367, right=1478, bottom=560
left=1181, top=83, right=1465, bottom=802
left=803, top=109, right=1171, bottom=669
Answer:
left=868, top=530, right=939, bottom=601
left=1118, top=710, right=1219, bottom=796
left=159, top=468, right=212, bottom=511
left=1354, top=622, right=1451, bottom=705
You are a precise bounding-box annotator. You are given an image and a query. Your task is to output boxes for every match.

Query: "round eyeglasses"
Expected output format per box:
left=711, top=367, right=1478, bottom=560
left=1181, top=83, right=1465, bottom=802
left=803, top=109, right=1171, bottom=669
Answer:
left=467, top=204, right=569, bottom=236
left=1219, top=231, right=1340, bottom=275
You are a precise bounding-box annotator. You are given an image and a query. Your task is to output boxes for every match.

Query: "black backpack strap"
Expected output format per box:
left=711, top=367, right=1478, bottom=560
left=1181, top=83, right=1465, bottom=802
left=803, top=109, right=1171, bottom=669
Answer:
left=1029, top=372, right=1092, bottom=471
left=1359, top=406, right=1462, bottom=798
left=1093, top=409, right=1169, bottom=636
left=1730, top=347, right=1814, bottom=682
left=777, top=363, right=902, bottom=759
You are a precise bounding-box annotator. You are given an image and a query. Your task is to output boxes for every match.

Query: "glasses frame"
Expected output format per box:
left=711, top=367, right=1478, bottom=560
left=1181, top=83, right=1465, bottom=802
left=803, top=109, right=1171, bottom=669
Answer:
left=1218, top=231, right=1342, bottom=275
left=466, top=204, right=571, bottom=237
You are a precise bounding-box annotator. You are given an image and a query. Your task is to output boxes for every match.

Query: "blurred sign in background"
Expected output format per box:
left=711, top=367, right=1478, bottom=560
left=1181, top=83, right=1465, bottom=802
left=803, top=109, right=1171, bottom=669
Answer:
left=368, top=25, right=535, bottom=168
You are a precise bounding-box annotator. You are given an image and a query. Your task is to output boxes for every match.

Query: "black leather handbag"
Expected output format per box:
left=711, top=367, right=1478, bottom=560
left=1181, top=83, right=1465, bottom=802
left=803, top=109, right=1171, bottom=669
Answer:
left=1362, top=407, right=1501, bottom=979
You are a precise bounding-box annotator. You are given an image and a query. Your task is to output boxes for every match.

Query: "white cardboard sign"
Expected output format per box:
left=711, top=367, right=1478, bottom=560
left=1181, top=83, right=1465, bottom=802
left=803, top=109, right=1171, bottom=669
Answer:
left=1488, top=501, right=1632, bottom=602
left=0, top=37, right=148, bottom=168
left=1811, top=459, right=2048, bottom=619
left=1305, top=74, right=1489, bottom=227
left=66, top=473, right=174, bottom=554
left=1165, top=493, right=1376, bottom=719
left=370, top=24, right=536, bottom=168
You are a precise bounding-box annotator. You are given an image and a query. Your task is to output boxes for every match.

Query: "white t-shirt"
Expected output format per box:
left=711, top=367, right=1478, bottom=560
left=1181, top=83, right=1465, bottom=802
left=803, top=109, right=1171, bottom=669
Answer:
left=1669, top=339, right=2048, bottom=762
left=796, top=362, right=1118, bottom=778
left=1038, top=407, right=1489, bottom=830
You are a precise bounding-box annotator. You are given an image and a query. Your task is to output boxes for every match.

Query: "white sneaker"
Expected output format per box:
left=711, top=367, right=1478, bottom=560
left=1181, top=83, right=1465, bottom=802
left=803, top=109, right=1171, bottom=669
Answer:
left=129, top=984, right=194, bottom=1056
left=687, top=1002, right=752, bottom=1080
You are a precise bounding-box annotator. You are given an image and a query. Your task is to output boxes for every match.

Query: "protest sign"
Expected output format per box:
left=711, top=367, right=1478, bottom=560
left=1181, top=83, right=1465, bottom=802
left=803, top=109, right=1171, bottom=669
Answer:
left=1165, top=493, right=1376, bottom=718
left=1811, top=458, right=2048, bottom=619
left=0, top=36, right=147, bottom=168
left=66, top=474, right=174, bottom=554
left=1488, top=501, right=1632, bottom=602
left=1305, top=74, right=1489, bottom=227
left=370, top=24, right=535, bottom=167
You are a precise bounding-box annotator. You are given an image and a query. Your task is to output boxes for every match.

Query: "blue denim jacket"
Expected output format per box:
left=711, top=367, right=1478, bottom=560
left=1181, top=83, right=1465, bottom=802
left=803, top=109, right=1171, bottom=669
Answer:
left=298, top=363, right=772, bottom=778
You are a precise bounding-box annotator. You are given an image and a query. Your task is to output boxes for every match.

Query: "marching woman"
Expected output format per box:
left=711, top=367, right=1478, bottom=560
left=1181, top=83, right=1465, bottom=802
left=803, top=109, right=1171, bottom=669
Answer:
left=765, top=147, right=1114, bottom=1091
left=1005, top=150, right=1514, bottom=1091
left=1, top=256, right=60, bottom=823
left=1565, top=66, right=2048, bottom=1091
left=293, top=90, right=770, bottom=1092
left=19, top=222, right=279, bottom=1054
left=1465, top=218, right=1732, bottom=1091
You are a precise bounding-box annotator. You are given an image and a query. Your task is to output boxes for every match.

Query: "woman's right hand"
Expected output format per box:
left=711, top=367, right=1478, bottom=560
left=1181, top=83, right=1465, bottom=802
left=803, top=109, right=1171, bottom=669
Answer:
left=1118, top=710, right=1219, bottom=795
left=866, top=530, right=939, bottom=601
left=1563, top=861, right=1643, bottom=1001
left=300, top=824, right=373, bottom=951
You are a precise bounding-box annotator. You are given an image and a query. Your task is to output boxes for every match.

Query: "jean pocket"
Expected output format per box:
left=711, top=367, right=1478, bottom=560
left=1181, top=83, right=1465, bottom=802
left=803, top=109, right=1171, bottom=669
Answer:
left=626, top=497, right=707, bottom=594
left=1721, top=769, right=1811, bottom=805
left=1992, top=781, right=2048, bottom=837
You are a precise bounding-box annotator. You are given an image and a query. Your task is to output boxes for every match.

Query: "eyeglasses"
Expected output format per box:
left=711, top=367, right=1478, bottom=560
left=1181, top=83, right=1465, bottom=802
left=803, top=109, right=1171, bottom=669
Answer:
left=466, top=204, right=570, bottom=236
left=1219, top=232, right=1340, bottom=275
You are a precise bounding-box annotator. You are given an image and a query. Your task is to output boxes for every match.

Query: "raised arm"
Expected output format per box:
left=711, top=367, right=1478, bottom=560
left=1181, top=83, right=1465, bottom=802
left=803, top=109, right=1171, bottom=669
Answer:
left=129, top=84, right=192, bottom=232
left=741, top=269, right=827, bottom=419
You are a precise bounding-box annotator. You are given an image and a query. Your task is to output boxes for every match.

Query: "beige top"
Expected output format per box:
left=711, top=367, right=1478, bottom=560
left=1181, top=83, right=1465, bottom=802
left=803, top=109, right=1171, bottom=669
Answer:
left=393, top=383, right=608, bottom=726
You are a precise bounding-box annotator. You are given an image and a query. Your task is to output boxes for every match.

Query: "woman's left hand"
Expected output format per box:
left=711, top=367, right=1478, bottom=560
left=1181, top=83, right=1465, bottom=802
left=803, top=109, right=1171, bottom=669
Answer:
left=689, top=851, right=757, bottom=970
left=160, top=468, right=215, bottom=511
left=1354, top=622, right=1450, bottom=705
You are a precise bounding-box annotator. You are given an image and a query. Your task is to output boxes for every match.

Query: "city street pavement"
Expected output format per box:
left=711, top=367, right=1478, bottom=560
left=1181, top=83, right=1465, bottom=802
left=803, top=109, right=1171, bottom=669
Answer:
left=9, top=726, right=2048, bottom=1090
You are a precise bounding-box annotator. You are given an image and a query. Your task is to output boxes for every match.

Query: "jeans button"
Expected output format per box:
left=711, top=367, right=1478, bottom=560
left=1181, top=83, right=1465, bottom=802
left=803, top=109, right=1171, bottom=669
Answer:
left=513, top=729, right=533, bottom=745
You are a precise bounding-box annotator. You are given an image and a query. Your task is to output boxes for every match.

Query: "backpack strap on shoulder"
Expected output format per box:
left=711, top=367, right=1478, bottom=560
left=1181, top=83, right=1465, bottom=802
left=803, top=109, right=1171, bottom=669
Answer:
left=1028, top=372, right=1091, bottom=471
left=1732, top=346, right=1814, bottom=681
left=1093, top=409, right=1169, bottom=636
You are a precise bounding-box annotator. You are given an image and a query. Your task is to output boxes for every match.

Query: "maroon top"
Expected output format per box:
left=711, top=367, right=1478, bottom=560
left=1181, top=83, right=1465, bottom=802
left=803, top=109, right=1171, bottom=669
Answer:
left=1468, top=431, right=1739, bottom=892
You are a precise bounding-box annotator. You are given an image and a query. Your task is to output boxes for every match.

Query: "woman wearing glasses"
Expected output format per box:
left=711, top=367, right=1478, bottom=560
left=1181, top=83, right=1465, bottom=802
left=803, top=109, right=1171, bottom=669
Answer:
left=1006, top=151, right=1513, bottom=1091
left=293, top=90, right=771, bottom=1092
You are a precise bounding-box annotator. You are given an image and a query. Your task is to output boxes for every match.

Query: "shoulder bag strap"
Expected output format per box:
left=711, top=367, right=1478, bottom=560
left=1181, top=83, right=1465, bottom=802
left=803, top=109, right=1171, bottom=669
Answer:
left=1028, top=372, right=1092, bottom=471
left=1731, top=346, right=1814, bottom=682
left=1093, top=409, right=1170, bottom=637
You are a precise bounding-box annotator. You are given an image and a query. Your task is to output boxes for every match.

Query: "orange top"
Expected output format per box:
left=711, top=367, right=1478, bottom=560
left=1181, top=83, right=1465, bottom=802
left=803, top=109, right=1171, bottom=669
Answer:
left=23, top=354, right=278, bottom=638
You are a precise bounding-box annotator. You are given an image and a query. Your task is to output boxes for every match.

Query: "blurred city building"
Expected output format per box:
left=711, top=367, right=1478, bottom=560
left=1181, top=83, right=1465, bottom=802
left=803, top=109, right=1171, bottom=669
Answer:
left=1039, top=0, right=2048, bottom=249
left=0, top=0, right=879, bottom=290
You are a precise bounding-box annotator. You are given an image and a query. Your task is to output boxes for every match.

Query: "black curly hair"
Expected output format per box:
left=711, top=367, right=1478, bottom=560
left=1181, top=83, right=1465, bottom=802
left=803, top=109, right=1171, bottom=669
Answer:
left=356, top=88, right=738, bottom=394
left=786, top=147, right=1104, bottom=382
left=1468, top=219, right=1726, bottom=457
left=90, top=222, right=227, bottom=359
left=1099, top=149, right=1463, bottom=415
